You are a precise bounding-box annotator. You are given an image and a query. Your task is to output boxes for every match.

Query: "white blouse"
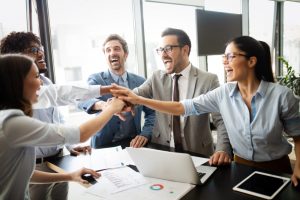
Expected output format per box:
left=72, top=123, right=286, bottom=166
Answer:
left=0, top=109, right=80, bottom=200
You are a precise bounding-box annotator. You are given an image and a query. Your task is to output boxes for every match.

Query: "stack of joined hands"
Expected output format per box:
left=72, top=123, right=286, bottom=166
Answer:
left=107, top=83, right=137, bottom=120
left=108, top=83, right=233, bottom=167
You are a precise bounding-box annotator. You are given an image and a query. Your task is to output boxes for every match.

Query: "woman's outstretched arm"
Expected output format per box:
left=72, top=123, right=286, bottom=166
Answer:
left=111, top=84, right=185, bottom=116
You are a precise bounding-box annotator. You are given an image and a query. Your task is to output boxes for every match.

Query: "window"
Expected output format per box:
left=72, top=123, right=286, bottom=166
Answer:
left=47, top=0, right=136, bottom=85
left=283, top=1, right=300, bottom=74
left=143, top=2, right=198, bottom=77
left=205, top=0, right=241, bottom=13
left=249, top=0, right=274, bottom=45
left=47, top=0, right=136, bottom=122
left=0, top=0, right=27, bottom=38
left=249, top=0, right=274, bottom=73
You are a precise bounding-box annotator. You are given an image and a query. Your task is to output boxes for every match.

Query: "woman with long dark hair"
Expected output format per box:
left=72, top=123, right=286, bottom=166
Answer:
left=0, top=54, right=125, bottom=199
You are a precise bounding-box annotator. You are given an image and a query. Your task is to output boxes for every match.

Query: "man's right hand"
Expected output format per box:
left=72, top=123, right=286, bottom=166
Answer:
left=110, top=83, right=141, bottom=105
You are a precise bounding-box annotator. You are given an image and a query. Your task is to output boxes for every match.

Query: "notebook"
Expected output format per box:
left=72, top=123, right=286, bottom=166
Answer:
left=126, top=147, right=217, bottom=185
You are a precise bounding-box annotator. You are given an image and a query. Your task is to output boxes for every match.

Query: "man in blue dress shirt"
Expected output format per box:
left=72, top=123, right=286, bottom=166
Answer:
left=78, top=34, right=155, bottom=148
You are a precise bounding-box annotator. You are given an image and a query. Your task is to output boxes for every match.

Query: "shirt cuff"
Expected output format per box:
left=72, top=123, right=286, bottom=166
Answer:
left=89, top=85, right=101, bottom=97
left=181, top=99, right=196, bottom=117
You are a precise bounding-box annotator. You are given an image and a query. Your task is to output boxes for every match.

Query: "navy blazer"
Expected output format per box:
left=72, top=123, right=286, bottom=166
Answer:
left=78, top=70, right=155, bottom=148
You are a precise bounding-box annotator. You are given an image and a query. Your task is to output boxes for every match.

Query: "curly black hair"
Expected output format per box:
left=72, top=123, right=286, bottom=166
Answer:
left=0, top=31, right=41, bottom=54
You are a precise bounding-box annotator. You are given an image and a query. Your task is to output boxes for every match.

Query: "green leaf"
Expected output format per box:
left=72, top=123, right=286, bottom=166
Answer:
left=278, top=57, right=300, bottom=96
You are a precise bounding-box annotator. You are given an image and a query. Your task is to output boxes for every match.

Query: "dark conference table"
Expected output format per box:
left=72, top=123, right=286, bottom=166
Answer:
left=47, top=142, right=300, bottom=200
left=182, top=162, right=300, bottom=200
left=150, top=143, right=300, bottom=199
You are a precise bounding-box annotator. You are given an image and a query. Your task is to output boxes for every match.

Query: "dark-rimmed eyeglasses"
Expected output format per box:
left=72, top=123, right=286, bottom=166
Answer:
left=156, top=45, right=182, bottom=55
left=24, top=46, right=44, bottom=55
left=222, top=52, right=247, bottom=62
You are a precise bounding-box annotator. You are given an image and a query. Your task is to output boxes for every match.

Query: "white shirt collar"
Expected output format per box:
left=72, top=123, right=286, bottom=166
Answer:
left=171, top=62, right=191, bottom=78
left=109, top=69, right=127, bottom=82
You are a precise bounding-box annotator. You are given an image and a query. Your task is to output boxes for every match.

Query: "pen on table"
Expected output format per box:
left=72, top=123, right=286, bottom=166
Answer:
left=89, top=151, right=92, bottom=169
left=95, top=164, right=127, bottom=172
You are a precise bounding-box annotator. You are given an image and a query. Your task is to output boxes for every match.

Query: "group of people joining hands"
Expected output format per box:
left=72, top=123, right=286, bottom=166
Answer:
left=0, top=27, right=299, bottom=200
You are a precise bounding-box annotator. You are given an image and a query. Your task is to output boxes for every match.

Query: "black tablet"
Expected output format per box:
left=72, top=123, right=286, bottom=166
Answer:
left=233, top=171, right=290, bottom=199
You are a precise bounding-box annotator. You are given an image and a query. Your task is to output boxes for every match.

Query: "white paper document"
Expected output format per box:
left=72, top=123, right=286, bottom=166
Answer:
left=87, top=166, right=148, bottom=196
left=115, top=177, right=195, bottom=200
left=89, top=146, right=124, bottom=170
left=118, top=148, right=135, bottom=165
left=101, top=166, right=148, bottom=193
left=86, top=174, right=194, bottom=200
left=191, top=155, right=209, bottom=167
left=76, top=146, right=132, bottom=170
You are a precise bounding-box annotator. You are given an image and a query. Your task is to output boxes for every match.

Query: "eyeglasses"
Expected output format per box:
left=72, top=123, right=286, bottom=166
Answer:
left=24, top=46, right=44, bottom=55
left=222, top=52, right=247, bottom=62
left=156, top=45, right=182, bottom=55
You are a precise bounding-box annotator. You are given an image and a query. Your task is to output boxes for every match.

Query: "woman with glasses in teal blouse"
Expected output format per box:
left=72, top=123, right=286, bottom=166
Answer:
left=111, top=36, right=300, bottom=187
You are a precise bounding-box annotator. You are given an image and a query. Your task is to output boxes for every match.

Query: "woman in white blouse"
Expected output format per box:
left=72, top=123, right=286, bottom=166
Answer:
left=0, top=54, right=125, bottom=199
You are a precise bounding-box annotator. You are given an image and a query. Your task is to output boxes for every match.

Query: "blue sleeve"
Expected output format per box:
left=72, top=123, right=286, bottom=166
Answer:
left=77, top=98, right=100, bottom=114
left=87, top=74, right=100, bottom=85
left=77, top=73, right=110, bottom=114
left=282, top=90, right=300, bottom=137
left=132, top=74, right=155, bottom=139
left=140, top=105, right=155, bottom=139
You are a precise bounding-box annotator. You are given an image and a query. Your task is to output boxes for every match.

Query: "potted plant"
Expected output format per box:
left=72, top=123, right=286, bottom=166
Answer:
left=278, top=57, right=300, bottom=98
